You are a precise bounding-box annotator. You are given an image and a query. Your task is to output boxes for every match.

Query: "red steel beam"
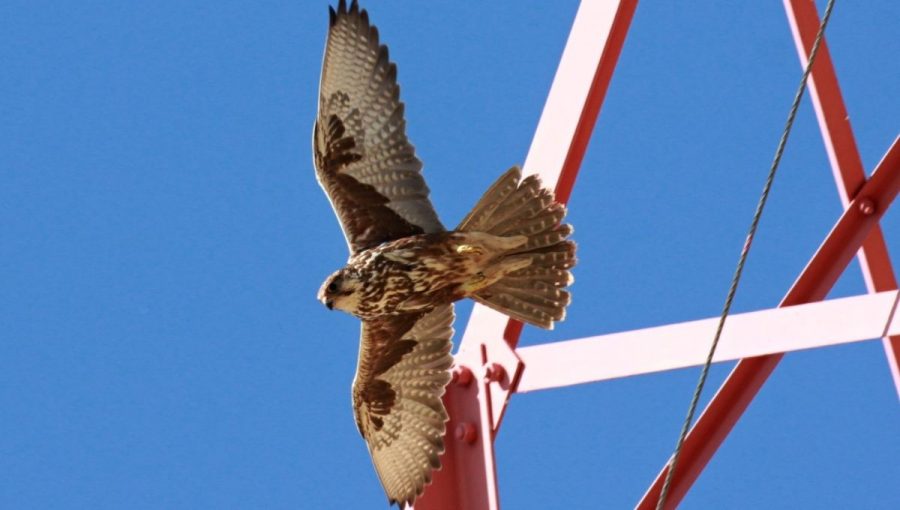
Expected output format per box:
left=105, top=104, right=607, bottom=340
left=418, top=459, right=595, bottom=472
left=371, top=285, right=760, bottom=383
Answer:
left=459, top=0, right=638, bottom=354
left=416, top=359, right=501, bottom=510
left=456, top=0, right=638, bottom=437
left=636, top=137, right=900, bottom=510
left=516, top=290, right=900, bottom=391
left=517, top=135, right=900, bottom=392
left=785, top=137, right=900, bottom=305
left=417, top=2, right=639, bottom=508
left=784, top=0, right=900, bottom=395
left=636, top=0, right=900, bottom=500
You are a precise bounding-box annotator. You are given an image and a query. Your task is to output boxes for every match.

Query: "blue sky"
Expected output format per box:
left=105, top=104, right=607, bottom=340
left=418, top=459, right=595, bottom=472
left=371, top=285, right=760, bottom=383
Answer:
left=2, top=1, right=898, bottom=508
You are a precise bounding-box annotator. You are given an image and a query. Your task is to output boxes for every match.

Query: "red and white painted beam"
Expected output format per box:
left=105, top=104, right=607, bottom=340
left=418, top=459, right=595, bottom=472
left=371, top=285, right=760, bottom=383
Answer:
left=517, top=290, right=900, bottom=392
left=417, top=1, right=638, bottom=508
left=637, top=0, right=900, bottom=505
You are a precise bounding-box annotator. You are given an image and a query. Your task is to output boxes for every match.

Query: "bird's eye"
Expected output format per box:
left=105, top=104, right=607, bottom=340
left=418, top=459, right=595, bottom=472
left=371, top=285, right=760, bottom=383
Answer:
left=327, top=281, right=339, bottom=293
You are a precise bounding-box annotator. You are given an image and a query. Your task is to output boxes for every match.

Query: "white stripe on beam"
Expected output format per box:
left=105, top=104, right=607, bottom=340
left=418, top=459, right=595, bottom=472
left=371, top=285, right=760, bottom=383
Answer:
left=516, top=290, right=900, bottom=393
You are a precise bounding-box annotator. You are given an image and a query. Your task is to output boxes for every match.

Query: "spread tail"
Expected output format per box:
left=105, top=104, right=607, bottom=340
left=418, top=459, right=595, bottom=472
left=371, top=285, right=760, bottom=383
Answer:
left=457, top=167, right=576, bottom=329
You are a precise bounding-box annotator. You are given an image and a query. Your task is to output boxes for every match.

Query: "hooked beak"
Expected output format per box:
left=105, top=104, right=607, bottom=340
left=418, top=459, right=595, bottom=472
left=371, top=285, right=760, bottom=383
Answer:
left=325, top=299, right=334, bottom=310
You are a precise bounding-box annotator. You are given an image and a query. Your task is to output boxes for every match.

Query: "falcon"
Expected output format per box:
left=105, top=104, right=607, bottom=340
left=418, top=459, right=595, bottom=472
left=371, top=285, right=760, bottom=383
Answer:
left=312, top=1, right=576, bottom=507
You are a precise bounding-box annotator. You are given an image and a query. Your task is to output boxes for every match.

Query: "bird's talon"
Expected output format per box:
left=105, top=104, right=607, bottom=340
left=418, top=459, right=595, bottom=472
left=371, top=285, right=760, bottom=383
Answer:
left=456, top=244, right=483, bottom=256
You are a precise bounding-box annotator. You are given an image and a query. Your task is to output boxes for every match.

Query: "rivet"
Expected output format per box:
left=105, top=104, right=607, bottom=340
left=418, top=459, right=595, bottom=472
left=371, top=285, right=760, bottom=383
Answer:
left=858, top=197, right=876, bottom=216
left=455, top=422, right=477, bottom=444
left=484, top=363, right=506, bottom=383
left=451, top=366, right=473, bottom=387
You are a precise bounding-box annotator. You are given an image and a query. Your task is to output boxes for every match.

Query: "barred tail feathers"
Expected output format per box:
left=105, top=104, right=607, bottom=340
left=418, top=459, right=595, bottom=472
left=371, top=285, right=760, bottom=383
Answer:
left=457, top=167, right=576, bottom=329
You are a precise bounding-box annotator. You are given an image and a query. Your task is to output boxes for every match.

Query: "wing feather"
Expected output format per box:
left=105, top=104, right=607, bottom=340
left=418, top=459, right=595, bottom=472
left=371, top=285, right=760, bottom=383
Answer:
left=315, top=0, right=444, bottom=255
left=352, top=304, right=455, bottom=508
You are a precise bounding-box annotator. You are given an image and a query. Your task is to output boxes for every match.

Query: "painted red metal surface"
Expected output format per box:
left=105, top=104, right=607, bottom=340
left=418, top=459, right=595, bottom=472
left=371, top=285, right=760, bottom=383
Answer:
left=459, top=0, right=638, bottom=355
left=415, top=361, right=499, bottom=510
left=518, top=136, right=900, bottom=393
left=416, top=2, right=898, bottom=509
left=784, top=0, right=900, bottom=395
left=416, top=1, right=638, bottom=508
left=516, top=290, right=900, bottom=391
left=636, top=136, right=900, bottom=510
left=788, top=137, right=900, bottom=301
left=636, top=0, right=900, bottom=505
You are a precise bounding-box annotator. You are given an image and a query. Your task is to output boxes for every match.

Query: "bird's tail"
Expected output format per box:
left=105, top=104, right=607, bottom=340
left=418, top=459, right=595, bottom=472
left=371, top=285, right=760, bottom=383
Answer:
left=457, top=167, right=576, bottom=329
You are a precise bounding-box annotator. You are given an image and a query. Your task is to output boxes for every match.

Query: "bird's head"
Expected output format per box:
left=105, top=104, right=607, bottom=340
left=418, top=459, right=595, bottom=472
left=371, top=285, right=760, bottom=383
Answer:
left=318, top=268, right=363, bottom=314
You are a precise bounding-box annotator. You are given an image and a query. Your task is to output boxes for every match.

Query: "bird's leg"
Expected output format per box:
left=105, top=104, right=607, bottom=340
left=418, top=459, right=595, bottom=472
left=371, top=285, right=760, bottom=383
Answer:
left=461, top=271, right=489, bottom=293
left=461, top=254, right=533, bottom=295
left=454, top=232, right=531, bottom=294
left=455, top=244, right=484, bottom=256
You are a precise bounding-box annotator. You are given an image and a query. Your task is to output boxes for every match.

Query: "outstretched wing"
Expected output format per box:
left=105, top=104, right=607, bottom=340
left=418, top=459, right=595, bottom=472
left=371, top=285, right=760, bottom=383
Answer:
left=315, top=0, right=444, bottom=255
left=352, top=304, right=454, bottom=508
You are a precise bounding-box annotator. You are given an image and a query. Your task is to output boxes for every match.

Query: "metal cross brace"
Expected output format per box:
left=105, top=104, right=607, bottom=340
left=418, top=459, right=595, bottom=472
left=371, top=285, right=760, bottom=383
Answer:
left=416, top=2, right=638, bottom=507
left=638, top=0, right=900, bottom=506
left=414, top=1, right=899, bottom=508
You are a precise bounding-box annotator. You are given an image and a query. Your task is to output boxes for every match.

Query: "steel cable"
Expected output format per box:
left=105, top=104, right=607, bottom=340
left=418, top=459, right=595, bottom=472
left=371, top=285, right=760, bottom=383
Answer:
left=655, top=1, right=838, bottom=508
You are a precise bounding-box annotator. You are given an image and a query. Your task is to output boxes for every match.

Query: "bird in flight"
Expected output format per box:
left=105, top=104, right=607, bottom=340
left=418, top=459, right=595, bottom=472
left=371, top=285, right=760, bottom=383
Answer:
left=313, top=1, right=576, bottom=507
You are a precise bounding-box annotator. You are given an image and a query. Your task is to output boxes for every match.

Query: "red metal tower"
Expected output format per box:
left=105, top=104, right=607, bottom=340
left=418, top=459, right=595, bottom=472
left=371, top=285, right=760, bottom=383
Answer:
left=413, top=1, right=900, bottom=508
